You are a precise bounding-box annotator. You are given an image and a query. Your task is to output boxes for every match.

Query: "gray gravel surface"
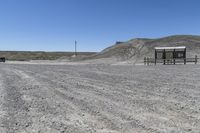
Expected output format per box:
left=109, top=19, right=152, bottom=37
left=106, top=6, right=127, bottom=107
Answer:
left=0, top=63, right=200, bottom=133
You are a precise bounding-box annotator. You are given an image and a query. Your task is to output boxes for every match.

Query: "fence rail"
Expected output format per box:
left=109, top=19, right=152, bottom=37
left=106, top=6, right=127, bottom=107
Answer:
left=144, top=56, right=198, bottom=65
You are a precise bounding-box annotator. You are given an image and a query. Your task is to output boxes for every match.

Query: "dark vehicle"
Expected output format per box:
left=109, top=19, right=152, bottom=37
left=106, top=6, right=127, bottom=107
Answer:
left=0, top=57, right=6, bottom=62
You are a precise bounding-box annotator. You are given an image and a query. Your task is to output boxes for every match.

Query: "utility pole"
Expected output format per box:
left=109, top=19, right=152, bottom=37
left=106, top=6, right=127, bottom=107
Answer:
left=75, top=40, right=77, bottom=56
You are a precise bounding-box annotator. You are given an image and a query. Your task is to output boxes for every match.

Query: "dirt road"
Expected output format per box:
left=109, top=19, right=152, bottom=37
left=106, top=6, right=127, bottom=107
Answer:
left=0, top=63, right=199, bottom=133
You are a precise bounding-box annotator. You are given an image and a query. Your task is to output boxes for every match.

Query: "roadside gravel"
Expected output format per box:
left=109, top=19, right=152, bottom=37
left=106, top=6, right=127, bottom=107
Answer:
left=0, top=63, right=199, bottom=132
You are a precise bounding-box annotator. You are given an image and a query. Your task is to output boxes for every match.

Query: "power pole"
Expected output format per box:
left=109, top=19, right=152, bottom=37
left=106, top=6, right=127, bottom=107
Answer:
left=75, top=40, right=77, bottom=56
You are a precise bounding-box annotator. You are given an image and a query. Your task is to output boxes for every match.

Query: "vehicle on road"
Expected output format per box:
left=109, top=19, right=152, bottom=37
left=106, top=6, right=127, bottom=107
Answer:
left=0, top=57, right=6, bottom=62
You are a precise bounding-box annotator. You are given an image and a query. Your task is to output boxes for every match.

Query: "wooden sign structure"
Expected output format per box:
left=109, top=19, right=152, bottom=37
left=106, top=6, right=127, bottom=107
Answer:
left=155, top=46, right=186, bottom=65
left=144, top=46, right=198, bottom=65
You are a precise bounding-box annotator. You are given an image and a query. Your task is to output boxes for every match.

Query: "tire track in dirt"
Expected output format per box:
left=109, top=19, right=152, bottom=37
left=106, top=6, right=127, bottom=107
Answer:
left=11, top=68, right=130, bottom=132
left=7, top=67, right=96, bottom=133
left=1, top=64, right=200, bottom=132
left=19, top=64, right=200, bottom=132
left=11, top=65, right=160, bottom=132
left=9, top=64, right=188, bottom=132
left=0, top=67, right=32, bottom=133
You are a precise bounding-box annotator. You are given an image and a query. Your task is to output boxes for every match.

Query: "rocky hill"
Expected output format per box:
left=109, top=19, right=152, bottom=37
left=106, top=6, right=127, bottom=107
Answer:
left=86, top=35, right=200, bottom=63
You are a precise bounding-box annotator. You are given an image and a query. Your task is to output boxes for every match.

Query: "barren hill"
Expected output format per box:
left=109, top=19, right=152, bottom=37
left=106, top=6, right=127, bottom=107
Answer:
left=86, top=35, right=200, bottom=64
left=1, top=35, right=200, bottom=63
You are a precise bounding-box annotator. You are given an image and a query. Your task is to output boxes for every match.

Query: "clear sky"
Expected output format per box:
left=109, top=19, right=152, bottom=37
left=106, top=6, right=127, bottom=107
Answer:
left=0, top=0, right=200, bottom=52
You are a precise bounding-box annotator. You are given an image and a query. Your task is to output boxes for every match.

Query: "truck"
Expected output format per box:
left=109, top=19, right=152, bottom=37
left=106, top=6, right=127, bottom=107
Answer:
left=0, top=57, right=6, bottom=62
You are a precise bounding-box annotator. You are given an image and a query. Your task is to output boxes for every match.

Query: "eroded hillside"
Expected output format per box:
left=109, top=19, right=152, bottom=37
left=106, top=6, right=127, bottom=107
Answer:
left=85, top=35, right=200, bottom=64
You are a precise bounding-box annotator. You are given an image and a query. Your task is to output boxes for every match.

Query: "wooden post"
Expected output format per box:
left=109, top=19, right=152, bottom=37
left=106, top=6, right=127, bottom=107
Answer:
left=163, top=49, right=166, bottom=65
left=173, top=49, right=176, bottom=64
left=195, top=55, right=197, bottom=64
left=184, top=48, right=186, bottom=65
left=147, top=58, right=149, bottom=66
left=144, top=57, right=146, bottom=65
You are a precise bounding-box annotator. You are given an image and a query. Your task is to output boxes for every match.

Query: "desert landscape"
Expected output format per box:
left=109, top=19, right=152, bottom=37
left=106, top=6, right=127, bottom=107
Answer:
left=1, top=0, right=200, bottom=132
left=0, top=61, right=199, bottom=133
left=0, top=35, right=200, bottom=133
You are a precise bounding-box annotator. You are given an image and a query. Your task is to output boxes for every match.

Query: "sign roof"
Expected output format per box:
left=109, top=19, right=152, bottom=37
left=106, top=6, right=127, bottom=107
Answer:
left=155, top=46, right=186, bottom=50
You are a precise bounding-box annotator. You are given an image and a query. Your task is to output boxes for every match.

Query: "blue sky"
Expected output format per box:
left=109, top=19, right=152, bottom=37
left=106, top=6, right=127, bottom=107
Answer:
left=0, top=0, right=200, bottom=52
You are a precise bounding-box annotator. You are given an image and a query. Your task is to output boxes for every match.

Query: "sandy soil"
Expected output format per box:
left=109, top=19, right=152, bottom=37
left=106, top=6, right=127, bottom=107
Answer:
left=0, top=63, right=199, bottom=133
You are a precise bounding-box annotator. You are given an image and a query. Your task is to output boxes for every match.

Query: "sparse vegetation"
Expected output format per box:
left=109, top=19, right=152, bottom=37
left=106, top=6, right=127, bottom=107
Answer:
left=0, top=51, right=96, bottom=61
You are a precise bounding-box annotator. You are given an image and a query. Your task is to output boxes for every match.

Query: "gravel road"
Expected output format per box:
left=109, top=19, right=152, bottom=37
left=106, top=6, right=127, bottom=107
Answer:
left=0, top=63, right=200, bottom=133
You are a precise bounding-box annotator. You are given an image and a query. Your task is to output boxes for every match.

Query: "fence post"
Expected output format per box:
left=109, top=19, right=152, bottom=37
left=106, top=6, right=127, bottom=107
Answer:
left=184, top=58, right=186, bottom=65
left=144, top=57, right=146, bottom=65
left=195, top=55, right=197, bottom=64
